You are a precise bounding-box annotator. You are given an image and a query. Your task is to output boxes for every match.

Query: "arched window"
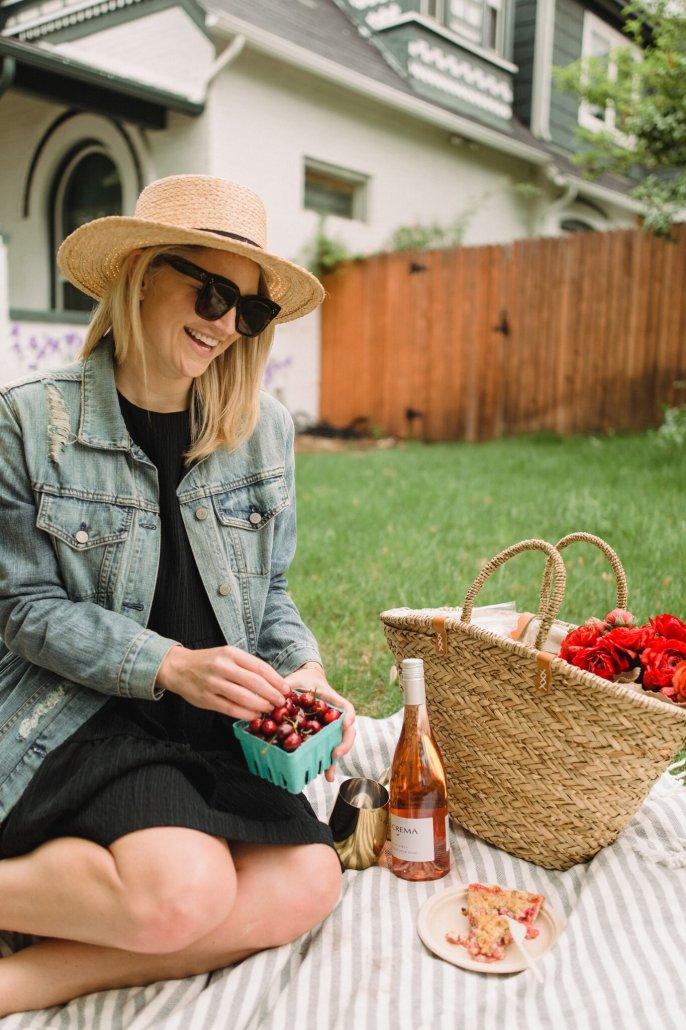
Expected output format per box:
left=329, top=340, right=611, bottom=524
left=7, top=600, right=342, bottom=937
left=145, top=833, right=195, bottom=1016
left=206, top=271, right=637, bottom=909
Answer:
left=52, top=147, right=122, bottom=311
left=560, top=218, right=596, bottom=234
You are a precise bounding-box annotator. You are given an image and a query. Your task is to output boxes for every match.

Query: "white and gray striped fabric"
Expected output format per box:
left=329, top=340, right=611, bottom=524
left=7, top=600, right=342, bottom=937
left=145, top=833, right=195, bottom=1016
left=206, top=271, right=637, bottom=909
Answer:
left=3, top=714, right=686, bottom=1030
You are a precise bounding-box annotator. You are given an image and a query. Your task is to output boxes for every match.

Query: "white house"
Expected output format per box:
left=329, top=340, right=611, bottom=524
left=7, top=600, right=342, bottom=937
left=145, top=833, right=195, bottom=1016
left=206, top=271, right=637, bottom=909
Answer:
left=0, top=0, right=641, bottom=416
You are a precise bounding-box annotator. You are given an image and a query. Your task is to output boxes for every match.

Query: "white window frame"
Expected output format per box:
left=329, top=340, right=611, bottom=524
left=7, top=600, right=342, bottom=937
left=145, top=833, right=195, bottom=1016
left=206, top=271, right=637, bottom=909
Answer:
left=303, top=158, right=369, bottom=222
left=578, top=12, right=639, bottom=141
left=421, top=0, right=507, bottom=57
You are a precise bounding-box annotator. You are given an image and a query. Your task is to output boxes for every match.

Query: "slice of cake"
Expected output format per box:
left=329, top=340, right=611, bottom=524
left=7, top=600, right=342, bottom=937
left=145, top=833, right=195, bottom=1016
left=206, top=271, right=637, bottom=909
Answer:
left=446, top=883, right=545, bottom=963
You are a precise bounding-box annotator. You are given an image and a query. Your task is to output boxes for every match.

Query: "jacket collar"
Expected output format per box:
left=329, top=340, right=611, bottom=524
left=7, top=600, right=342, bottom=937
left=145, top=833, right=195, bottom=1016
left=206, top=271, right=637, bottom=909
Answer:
left=77, top=336, right=131, bottom=450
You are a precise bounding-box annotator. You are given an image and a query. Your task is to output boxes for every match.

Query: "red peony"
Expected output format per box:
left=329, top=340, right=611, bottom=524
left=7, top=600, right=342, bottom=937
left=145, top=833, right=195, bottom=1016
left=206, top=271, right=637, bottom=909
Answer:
left=560, top=624, right=602, bottom=663
left=650, top=614, right=686, bottom=643
left=570, top=637, right=632, bottom=680
left=640, top=638, right=686, bottom=690
left=603, top=625, right=653, bottom=662
left=672, top=662, right=686, bottom=703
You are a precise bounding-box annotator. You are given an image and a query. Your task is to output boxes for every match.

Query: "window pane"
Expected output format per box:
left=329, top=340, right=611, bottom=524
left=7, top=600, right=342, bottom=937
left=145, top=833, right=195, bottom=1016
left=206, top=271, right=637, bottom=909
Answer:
left=59, top=152, right=122, bottom=311
left=62, top=152, right=122, bottom=236
left=448, top=0, right=484, bottom=45
left=304, top=166, right=366, bottom=220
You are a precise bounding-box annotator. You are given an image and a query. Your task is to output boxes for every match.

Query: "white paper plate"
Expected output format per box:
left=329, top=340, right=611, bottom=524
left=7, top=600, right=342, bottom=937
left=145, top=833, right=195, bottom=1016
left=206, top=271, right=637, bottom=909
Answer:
left=417, top=884, right=563, bottom=974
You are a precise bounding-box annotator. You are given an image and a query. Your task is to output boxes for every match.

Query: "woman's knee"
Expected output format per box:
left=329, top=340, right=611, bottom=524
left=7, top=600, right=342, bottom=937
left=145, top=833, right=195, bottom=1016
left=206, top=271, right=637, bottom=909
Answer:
left=111, top=829, right=237, bottom=954
left=278, top=844, right=342, bottom=942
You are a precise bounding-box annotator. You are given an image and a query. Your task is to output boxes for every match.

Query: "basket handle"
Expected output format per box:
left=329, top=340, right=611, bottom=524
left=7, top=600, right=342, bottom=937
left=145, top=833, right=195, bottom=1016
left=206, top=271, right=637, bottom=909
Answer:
left=460, top=538, right=566, bottom=651
left=540, top=532, right=628, bottom=614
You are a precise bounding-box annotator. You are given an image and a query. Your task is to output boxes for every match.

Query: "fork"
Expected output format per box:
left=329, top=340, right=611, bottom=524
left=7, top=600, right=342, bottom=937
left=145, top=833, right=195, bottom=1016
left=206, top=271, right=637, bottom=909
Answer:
left=504, top=917, right=544, bottom=982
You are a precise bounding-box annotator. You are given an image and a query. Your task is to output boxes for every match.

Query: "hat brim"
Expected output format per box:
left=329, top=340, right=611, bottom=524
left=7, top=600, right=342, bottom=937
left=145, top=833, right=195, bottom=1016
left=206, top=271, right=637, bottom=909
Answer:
left=57, top=217, right=324, bottom=324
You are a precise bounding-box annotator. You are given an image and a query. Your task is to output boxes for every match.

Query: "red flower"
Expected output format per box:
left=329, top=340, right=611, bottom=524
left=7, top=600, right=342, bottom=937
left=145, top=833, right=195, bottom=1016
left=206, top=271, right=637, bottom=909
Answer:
left=650, top=614, right=686, bottom=643
left=603, top=625, right=652, bottom=662
left=560, top=624, right=602, bottom=663
left=672, top=662, right=686, bottom=703
left=640, top=638, right=686, bottom=690
left=570, top=638, right=631, bottom=680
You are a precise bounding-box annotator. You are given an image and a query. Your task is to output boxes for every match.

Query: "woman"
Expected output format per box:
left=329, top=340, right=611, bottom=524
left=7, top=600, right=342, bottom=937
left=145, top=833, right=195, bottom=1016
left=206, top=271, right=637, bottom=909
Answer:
left=0, top=175, right=355, bottom=1014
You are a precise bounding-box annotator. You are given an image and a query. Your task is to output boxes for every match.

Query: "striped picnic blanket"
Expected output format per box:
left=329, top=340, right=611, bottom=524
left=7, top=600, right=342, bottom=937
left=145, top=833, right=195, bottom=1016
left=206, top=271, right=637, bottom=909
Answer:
left=3, top=713, right=686, bottom=1029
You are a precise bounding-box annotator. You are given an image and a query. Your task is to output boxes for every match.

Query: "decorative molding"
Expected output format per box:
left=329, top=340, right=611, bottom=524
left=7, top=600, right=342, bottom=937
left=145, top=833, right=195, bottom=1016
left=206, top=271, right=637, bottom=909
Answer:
left=408, top=36, right=512, bottom=103
left=6, top=0, right=143, bottom=39
left=408, top=57, right=511, bottom=119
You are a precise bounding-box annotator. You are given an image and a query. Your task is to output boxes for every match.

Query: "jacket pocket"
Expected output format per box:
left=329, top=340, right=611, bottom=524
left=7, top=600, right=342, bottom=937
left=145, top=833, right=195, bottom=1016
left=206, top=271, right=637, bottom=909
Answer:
left=211, top=475, right=289, bottom=575
left=36, top=494, right=134, bottom=602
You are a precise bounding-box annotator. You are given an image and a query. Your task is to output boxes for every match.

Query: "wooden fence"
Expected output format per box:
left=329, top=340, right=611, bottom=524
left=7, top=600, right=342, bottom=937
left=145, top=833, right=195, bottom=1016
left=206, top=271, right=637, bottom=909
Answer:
left=319, top=225, right=686, bottom=441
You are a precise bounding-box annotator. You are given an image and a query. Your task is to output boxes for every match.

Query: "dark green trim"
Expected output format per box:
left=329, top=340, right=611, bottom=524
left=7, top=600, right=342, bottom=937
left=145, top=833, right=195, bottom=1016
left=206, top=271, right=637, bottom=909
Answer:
left=0, top=36, right=204, bottom=128
left=10, top=308, right=91, bottom=324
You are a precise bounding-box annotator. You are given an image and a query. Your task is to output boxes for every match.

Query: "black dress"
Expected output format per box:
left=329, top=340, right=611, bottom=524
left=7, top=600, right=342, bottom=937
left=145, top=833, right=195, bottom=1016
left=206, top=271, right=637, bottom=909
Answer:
left=0, top=397, right=333, bottom=858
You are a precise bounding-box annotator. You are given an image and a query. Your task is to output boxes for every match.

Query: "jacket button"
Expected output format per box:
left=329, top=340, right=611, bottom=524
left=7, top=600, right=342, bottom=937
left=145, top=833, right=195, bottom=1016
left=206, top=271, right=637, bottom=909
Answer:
left=218, top=582, right=231, bottom=596
left=195, top=507, right=209, bottom=521
left=249, top=512, right=263, bottom=525
left=75, top=530, right=89, bottom=544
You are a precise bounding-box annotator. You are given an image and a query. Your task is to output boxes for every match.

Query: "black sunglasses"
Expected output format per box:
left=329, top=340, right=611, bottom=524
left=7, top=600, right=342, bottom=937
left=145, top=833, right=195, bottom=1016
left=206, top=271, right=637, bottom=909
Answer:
left=157, top=254, right=281, bottom=337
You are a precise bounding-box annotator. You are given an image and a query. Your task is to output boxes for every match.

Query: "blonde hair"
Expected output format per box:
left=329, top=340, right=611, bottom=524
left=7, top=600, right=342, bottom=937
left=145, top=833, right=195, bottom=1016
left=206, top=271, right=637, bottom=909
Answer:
left=81, top=245, right=275, bottom=463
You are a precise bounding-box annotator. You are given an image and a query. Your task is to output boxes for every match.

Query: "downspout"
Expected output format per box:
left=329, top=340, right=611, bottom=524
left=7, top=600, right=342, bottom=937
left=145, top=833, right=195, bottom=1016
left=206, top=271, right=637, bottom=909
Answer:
left=0, top=56, right=16, bottom=97
left=199, top=30, right=246, bottom=98
left=539, top=162, right=577, bottom=234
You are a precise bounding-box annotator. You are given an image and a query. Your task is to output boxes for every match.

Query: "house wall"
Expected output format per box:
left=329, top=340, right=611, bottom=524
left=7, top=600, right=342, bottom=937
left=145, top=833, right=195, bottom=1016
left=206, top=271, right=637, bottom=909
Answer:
left=53, top=6, right=214, bottom=102
left=512, top=0, right=538, bottom=126
left=549, top=0, right=584, bottom=152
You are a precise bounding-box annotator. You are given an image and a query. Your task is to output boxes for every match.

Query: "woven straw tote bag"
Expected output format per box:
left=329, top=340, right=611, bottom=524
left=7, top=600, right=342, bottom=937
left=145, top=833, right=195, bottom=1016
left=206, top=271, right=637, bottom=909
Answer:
left=381, top=534, right=686, bottom=870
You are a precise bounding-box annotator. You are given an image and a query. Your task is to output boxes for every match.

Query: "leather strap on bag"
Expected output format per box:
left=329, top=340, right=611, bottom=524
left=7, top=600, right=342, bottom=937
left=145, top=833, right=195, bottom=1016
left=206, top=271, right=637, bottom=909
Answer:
left=433, top=615, right=448, bottom=655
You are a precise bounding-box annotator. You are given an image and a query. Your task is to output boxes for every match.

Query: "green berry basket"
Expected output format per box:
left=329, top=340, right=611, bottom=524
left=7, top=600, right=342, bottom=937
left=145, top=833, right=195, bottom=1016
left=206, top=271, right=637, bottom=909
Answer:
left=233, top=705, right=344, bottom=794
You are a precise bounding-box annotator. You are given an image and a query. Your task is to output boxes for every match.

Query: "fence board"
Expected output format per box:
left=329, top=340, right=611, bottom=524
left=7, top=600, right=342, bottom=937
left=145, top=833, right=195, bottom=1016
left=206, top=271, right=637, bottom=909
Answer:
left=319, top=226, right=686, bottom=441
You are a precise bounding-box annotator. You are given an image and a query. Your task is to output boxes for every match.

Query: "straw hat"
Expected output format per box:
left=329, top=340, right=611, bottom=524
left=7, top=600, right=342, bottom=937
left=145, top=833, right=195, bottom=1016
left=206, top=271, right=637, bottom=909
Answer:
left=57, top=175, right=324, bottom=323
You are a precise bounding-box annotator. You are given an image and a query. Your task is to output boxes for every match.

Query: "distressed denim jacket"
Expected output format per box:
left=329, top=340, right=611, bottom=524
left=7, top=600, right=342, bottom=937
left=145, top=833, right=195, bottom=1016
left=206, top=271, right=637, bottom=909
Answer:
left=0, top=340, right=320, bottom=821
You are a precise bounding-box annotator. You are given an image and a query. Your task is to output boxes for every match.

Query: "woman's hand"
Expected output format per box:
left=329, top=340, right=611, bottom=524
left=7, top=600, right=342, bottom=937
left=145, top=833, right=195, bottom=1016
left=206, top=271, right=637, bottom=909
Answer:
left=156, top=644, right=288, bottom=720
left=284, top=662, right=356, bottom=782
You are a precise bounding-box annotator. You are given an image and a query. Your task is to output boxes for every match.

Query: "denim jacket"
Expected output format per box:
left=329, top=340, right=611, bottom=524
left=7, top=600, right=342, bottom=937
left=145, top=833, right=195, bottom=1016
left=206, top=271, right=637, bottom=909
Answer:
left=0, top=340, right=320, bottom=821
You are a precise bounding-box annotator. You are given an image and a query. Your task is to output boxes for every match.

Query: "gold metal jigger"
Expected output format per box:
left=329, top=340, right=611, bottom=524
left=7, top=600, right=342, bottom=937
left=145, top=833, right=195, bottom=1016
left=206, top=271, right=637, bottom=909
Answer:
left=329, top=777, right=389, bottom=870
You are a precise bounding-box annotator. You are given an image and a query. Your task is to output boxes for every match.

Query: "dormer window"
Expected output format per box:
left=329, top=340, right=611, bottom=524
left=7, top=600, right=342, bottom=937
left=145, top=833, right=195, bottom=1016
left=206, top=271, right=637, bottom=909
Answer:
left=578, top=12, right=639, bottom=139
left=421, top=0, right=507, bottom=56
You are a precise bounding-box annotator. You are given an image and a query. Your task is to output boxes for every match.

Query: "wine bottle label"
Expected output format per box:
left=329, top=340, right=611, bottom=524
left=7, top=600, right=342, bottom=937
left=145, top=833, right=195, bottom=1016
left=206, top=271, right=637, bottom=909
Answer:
left=390, top=814, right=436, bottom=862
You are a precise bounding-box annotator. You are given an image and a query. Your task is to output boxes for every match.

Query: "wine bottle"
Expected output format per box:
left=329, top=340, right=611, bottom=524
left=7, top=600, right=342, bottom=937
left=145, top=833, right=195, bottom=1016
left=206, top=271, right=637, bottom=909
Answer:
left=389, top=658, right=450, bottom=881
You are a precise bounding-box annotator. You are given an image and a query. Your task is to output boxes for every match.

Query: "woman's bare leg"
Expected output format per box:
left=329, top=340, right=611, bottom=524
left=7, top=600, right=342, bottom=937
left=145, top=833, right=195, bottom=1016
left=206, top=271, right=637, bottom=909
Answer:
left=0, top=828, right=236, bottom=953
left=0, top=841, right=341, bottom=1016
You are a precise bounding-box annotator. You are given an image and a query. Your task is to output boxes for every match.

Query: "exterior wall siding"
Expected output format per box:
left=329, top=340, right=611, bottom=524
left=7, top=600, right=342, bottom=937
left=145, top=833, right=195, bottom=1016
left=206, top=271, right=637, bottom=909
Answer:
left=512, top=0, right=538, bottom=125
left=549, top=0, right=584, bottom=151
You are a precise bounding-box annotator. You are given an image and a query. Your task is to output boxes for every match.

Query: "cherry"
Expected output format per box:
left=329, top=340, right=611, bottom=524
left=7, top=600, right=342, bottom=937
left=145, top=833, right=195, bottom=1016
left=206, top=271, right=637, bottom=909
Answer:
left=261, top=718, right=278, bottom=736
left=298, top=691, right=316, bottom=710
left=311, top=698, right=328, bottom=717
left=322, top=708, right=341, bottom=723
left=248, top=718, right=264, bottom=734
left=276, top=722, right=294, bottom=740
left=272, top=705, right=290, bottom=723
left=282, top=732, right=303, bottom=752
left=302, top=719, right=322, bottom=734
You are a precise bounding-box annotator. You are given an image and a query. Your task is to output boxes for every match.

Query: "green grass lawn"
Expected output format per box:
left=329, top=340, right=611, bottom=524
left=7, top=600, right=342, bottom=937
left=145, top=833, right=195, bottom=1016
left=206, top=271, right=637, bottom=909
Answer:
left=289, top=432, right=685, bottom=756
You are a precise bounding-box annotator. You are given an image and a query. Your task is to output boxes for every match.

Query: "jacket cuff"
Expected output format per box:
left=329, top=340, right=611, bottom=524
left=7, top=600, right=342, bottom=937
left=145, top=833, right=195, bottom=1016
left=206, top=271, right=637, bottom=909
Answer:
left=117, top=631, right=180, bottom=700
left=269, top=641, right=323, bottom=677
